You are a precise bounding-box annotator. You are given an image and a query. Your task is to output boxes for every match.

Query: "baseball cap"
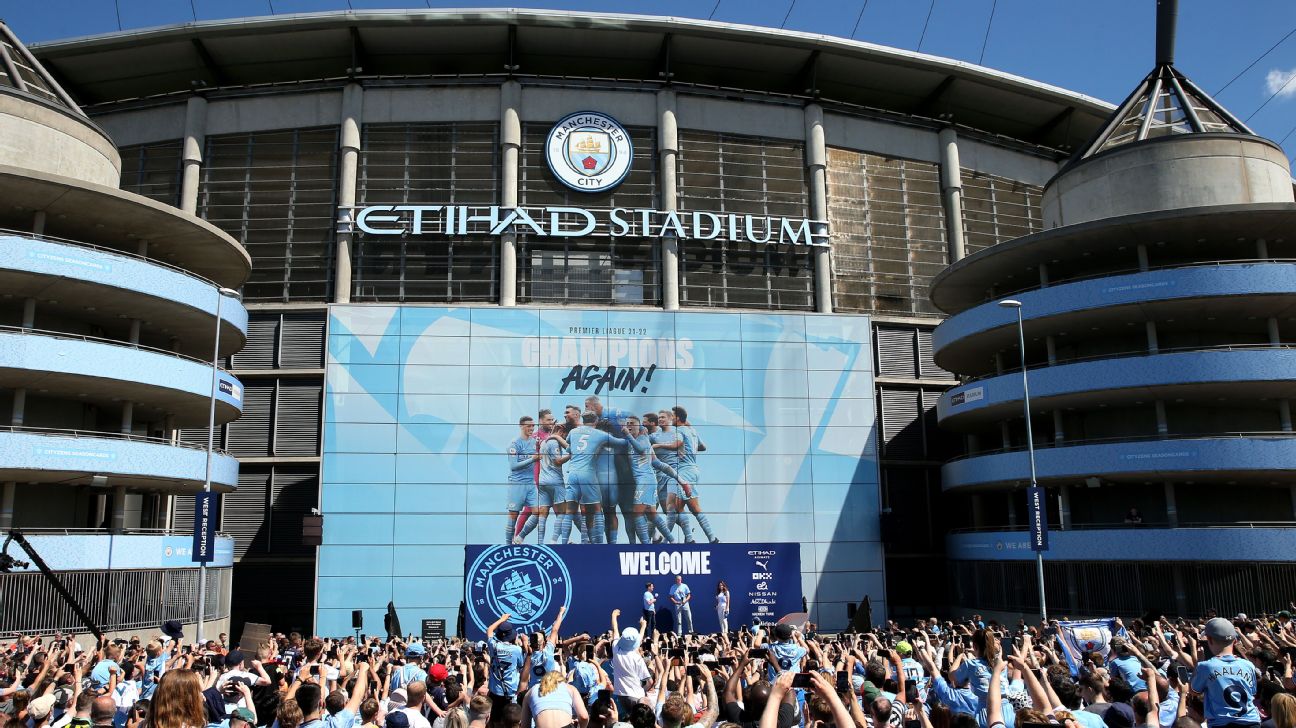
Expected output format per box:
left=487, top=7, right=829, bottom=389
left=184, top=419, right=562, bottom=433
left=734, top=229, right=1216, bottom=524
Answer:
left=1205, top=618, right=1238, bottom=642
left=161, top=620, right=185, bottom=641
left=386, top=711, right=411, bottom=728
left=28, top=694, right=55, bottom=721
left=224, top=650, right=246, bottom=667
left=496, top=621, right=515, bottom=639
left=230, top=708, right=256, bottom=726
left=429, top=664, right=449, bottom=682
left=1279, top=611, right=1292, bottom=619
left=895, top=641, right=913, bottom=656
left=1102, top=703, right=1135, bottom=728
left=405, top=643, right=426, bottom=657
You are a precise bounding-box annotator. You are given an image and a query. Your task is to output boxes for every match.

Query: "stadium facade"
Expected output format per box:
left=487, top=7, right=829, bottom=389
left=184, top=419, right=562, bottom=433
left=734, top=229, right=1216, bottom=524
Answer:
left=8, top=7, right=1185, bottom=633
left=0, top=21, right=245, bottom=637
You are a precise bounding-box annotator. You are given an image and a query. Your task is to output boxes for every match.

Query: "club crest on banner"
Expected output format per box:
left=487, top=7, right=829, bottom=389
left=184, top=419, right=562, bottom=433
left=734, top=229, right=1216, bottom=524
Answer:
left=546, top=111, right=634, bottom=192
left=466, top=544, right=572, bottom=635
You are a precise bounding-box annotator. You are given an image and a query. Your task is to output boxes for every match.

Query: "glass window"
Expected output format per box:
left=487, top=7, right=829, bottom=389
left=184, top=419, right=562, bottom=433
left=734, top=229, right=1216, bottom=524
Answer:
left=827, top=148, right=946, bottom=316
left=198, top=127, right=339, bottom=302
left=519, top=239, right=659, bottom=306
left=353, top=122, right=499, bottom=302
left=677, top=130, right=806, bottom=217
left=118, top=140, right=183, bottom=207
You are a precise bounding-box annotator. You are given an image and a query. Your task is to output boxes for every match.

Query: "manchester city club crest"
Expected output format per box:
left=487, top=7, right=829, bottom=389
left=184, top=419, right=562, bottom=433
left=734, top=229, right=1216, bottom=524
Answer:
left=545, top=111, right=634, bottom=193
left=465, top=544, right=572, bottom=635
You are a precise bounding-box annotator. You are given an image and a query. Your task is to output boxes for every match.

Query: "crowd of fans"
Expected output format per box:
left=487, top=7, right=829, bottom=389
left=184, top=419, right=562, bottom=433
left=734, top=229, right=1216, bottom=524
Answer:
left=0, top=607, right=1291, bottom=728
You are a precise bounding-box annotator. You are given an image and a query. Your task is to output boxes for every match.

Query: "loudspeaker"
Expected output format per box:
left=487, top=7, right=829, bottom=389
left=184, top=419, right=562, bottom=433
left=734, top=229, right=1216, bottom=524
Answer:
left=352, top=610, right=363, bottom=630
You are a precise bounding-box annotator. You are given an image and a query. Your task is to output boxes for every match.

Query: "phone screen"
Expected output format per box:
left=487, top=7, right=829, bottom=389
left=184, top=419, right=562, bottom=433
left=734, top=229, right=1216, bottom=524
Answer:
left=747, top=648, right=768, bottom=659
left=1175, top=665, right=1192, bottom=683
left=999, top=637, right=1015, bottom=657
left=791, top=672, right=814, bottom=689
left=836, top=670, right=850, bottom=693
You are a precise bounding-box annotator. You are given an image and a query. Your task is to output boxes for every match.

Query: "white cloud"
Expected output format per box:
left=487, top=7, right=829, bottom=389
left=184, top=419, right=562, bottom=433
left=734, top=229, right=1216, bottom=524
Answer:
left=1264, top=67, right=1296, bottom=99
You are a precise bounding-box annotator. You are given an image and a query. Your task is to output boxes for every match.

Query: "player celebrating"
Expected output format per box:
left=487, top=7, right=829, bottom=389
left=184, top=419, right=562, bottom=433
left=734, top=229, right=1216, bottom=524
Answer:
left=651, top=408, right=697, bottom=543
left=535, top=410, right=571, bottom=545
left=623, top=415, right=683, bottom=544
left=505, top=416, right=540, bottom=544
left=673, top=405, right=719, bottom=543
left=584, top=395, right=637, bottom=544
left=560, top=411, right=628, bottom=544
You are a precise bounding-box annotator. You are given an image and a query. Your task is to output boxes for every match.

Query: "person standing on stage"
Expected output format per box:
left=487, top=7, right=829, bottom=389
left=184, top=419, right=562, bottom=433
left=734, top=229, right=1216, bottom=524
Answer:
left=669, top=575, right=693, bottom=635
left=715, top=581, right=730, bottom=634
left=505, top=417, right=540, bottom=544
left=641, top=582, right=657, bottom=638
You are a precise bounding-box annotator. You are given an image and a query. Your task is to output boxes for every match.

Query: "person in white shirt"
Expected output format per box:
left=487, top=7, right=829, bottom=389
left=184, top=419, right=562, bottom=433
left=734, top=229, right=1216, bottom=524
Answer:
left=715, top=581, right=730, bottom=634
left=609, top=609, right=650, bottom=717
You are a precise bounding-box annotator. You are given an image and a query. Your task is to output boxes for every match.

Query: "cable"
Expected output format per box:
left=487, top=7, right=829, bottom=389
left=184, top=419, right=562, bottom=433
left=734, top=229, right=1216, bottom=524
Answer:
left=114, top=0, right=122, bottom=30
left=850, top=0, right=870, bottom=39
left=1245, top=69, right=1296, bottom=123
left=1279, top=120, right=1296, bottom=146
left=189, top=0, right=198, bottom=21
left=780, top=0, right=797, bottom=29
left=708, top=0, right=722, bottom=20
left=268, top=1, right=275, bottom=14
left=978, top=0, right=997, bottom=65
left=917, top=0, right=936, bottom=51
left=1214, top=25, right=1296, bottom=96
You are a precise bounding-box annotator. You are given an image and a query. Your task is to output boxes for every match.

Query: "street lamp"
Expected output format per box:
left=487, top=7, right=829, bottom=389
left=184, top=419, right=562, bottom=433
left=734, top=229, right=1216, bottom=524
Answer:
left=198, top=286, right=240, bottom=643
left=998, top=298, right=1048, bottom=622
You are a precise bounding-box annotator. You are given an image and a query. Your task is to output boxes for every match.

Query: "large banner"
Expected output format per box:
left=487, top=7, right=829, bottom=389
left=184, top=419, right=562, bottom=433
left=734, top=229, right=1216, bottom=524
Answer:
left=461, top=542, right=802, bottom=639
left=319, top=306, right=882, bottom=636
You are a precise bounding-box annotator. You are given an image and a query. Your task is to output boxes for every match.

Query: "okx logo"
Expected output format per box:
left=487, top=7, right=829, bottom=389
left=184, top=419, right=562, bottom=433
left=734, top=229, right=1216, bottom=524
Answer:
left=466, top=544, right=571, bottom=635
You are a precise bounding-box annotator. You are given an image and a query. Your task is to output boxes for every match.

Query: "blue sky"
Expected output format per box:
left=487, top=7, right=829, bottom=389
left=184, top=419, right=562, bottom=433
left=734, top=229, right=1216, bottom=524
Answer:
left=6, top=0, right=1295, bottom=160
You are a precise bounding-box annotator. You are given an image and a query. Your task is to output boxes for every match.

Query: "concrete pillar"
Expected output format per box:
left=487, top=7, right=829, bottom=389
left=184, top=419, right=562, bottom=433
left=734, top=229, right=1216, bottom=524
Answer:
left=111, top=485, right=127, bottom=533
left=1007, top=494, right=1019, bottom=528
left=1039, top=263, right=1049, bottom=288
left=1145, top=321, right=1159, bottom=353
left=1164, top=482, right=1178, bottom=527
left=1000, top=421, right=1012, bottom=449
left=1045, top=335, right=1057, bottom=365
left=0, top=482, right=14, bottom=529
left=1290, top=485, right=1296, bottom=520
left=1257, top=238, right=1269, bottom=259
left=164, top=414, right=177, bottom=444
left=1155, top=400, right=1168, bottom=435
left=120, top=402, right=134, bottom=435
left=1137, top=244, right=1149, bottom=271
left=1052, top=410, right=1065, bottom=443
left=180, top=95, right=209, bottom=215
left=804, top=103, right=832, bottom=313
left=1058, top=485, right=1071, bottom=530
left=658, top=90, right=681, bottom=310
left=335, top=82, right=363, bottom=304
left=1268, top=317, right=1281, bottom=345
left=1171, top=565, right=1188, bottom=615
left=32, top=210, right=46, bottom=236
left=1280, top=400, right=1292, bottom=432
left=10, top=389, right=25, bottom=427
left=498, top=80, right=521, bottom=307
left=21, top=298, right=35, bottom=330
left=937, top=127, right=966, bottom=263
left=128, top=319, right=141, bottom=345
left=993, top=351, right=1005, bottom=376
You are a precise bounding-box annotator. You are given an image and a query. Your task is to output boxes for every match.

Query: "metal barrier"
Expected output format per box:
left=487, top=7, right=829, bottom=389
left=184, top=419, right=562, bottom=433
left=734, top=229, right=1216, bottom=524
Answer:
left=0, top=567, right=231, bottom=635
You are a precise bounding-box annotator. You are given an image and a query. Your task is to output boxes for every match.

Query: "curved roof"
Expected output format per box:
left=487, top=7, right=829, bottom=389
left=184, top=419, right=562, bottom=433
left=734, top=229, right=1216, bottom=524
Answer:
left=29, top=8, right=1113, bottom=152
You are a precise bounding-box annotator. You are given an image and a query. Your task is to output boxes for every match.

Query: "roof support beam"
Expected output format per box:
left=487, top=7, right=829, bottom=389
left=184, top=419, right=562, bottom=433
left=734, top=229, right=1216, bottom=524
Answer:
left=657, top=33, right=674, bottom=82
left=917, top=74, right=956, bottom=118
left=504, top=24, right=519, bottom=73
left=190, top=38, right=227, bottom=87
left=1031, top=106, right=1075, bottom=147
left=795, top=50, right=820, bottom=97
left=347, top=26, right=368, bottom=76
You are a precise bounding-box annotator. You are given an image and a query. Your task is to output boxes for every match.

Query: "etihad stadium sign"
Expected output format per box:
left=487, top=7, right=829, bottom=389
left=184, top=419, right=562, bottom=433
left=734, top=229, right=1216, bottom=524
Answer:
left=340, top=109, right=826, bottom=247
left=344, top=204, right=827, bottom=247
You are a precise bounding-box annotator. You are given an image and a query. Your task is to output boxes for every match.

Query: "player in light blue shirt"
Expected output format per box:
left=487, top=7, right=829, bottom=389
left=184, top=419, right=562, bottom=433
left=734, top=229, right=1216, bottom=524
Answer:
left=623, top=415, right=682, bottom=545
left=585, top=395, right=637, bottom=544
left=1189, top=618, right=1260, bottom=728
left=761, top=623, right=807, bottom=676
left=669, top=576, right=694, bottom=635
left=536, top=410, right=572, bottom=545
left=649, top=410, right=696, bottom=543
left=563, top=411, right=628, bottom=544
left=672, top=406, right=719, bottom=543
left=505, top=416, right=540, bottom=544
left=486, top=615, right=525, bottom=702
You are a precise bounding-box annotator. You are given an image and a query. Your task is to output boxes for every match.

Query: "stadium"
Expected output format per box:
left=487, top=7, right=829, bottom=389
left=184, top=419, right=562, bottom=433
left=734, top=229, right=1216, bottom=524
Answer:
left=3, top=4, right=1288, bottom=637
